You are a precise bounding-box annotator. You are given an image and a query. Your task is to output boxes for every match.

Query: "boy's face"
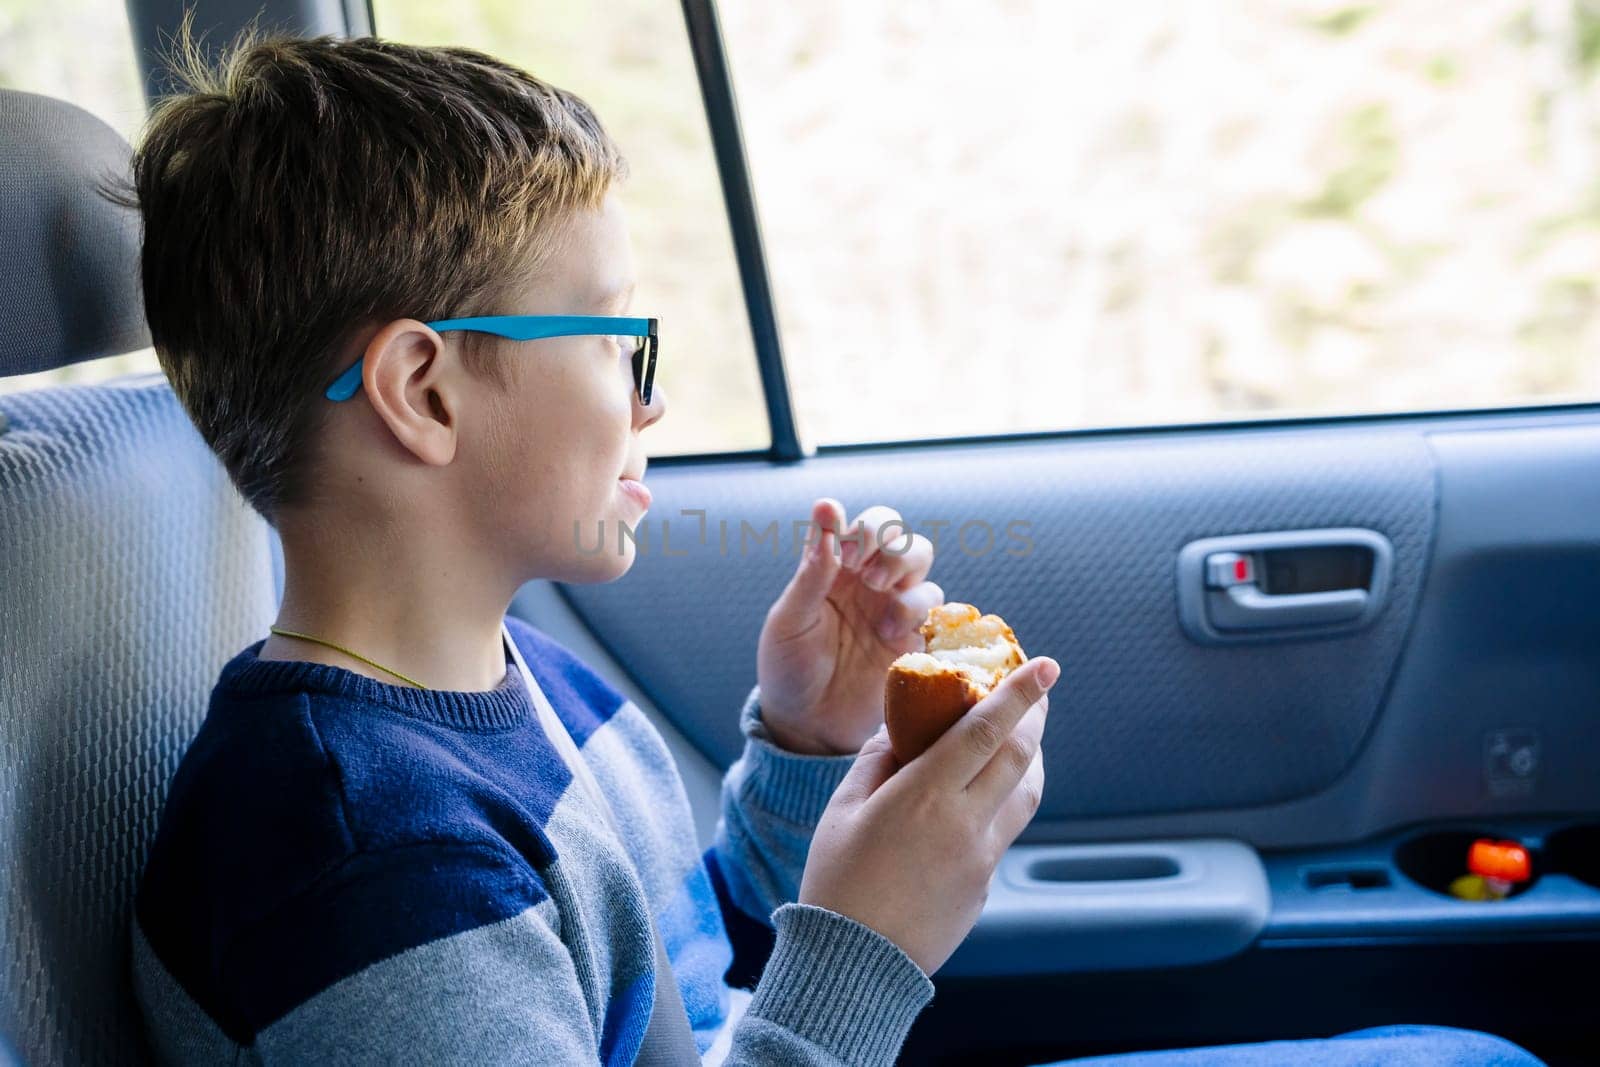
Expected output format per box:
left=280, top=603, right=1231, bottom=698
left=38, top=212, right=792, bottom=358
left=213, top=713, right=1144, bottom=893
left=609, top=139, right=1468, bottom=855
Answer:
left=462, top=191, right=665, bottom=584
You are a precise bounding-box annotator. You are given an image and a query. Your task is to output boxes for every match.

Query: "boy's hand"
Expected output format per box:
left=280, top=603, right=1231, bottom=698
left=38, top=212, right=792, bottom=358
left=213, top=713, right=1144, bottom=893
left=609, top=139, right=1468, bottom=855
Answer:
left=799, top=658, right=1060, bottom=974
left=757, top=499, right=943, bottom=755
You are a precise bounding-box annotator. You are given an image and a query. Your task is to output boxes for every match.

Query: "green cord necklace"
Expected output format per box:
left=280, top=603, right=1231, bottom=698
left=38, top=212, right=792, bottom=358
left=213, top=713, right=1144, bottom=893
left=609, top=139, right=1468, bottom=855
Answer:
left=269, top=626, right=429, bottom=690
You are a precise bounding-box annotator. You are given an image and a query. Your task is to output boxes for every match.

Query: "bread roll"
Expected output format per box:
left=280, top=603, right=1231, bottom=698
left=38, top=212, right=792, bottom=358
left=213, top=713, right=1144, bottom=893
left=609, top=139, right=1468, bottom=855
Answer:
left=884, top=602, right=1026, bottom=763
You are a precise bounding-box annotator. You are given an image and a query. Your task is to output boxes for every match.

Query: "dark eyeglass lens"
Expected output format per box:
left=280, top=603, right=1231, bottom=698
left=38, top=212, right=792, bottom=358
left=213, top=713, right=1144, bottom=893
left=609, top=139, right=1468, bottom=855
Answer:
left=632, top=335, right=657, bottom=404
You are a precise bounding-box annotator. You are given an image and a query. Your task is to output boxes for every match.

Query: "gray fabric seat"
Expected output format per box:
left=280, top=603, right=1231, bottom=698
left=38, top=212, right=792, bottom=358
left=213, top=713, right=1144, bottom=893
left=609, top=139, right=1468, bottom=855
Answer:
left=0, top=89, right=278, bottom=1066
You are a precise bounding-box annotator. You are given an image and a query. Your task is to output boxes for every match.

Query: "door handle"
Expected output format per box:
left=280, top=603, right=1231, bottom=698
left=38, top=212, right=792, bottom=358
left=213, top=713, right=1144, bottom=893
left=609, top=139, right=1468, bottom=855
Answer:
left=1210, top=583, right=1368, bottom=630
left=1176, top=528, right=1394, bottom=644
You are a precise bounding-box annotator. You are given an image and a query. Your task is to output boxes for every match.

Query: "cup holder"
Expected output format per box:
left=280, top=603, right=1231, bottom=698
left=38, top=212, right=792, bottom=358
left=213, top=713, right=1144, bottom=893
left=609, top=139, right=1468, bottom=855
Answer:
left=1545, top=824, right=1600, bottom=889
left=1025, top=854, right=1181, bottom=883
left=1394, top=830, right=1537, bottom=900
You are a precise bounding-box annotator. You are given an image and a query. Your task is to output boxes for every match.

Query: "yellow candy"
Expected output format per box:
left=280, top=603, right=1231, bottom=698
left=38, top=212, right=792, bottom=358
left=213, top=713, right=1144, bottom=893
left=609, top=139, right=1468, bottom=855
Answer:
left=1448, top=874, right=1507, bottom=902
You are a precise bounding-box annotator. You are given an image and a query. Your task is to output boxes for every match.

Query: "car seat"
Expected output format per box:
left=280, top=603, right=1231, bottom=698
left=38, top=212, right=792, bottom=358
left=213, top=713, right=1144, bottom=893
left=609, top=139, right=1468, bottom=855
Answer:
left=0, top=87, right=278, bottom=1065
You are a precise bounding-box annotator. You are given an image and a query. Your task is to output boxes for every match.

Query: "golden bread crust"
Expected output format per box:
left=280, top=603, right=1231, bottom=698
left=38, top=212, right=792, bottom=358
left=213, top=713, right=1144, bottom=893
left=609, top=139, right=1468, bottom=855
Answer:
left=885, top=602, right=1026, bottom=763
left=884, top=664, right=987, bottom=764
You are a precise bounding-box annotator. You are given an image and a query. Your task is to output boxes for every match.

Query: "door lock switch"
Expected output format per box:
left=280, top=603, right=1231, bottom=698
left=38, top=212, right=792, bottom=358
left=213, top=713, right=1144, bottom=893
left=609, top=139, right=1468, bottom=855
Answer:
left=1204, top=552, right=1254, bottom=589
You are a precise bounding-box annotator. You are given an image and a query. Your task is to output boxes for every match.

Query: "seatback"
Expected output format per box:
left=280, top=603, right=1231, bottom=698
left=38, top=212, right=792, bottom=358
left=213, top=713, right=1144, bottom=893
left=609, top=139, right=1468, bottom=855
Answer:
left=0, top=89, right=278, bottom=1065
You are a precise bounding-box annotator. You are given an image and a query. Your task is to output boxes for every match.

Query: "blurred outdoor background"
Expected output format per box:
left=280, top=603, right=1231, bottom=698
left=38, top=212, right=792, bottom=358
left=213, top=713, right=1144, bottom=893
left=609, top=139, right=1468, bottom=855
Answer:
left=4, top=1, right=1599, bottom=454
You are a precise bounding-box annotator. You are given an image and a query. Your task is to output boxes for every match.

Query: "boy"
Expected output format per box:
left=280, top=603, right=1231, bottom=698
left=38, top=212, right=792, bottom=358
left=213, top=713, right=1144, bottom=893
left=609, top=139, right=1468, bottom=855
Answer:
left=123, top=31, right=1552, bottom=1067
left=129, top=34, right=1057, bottom=1065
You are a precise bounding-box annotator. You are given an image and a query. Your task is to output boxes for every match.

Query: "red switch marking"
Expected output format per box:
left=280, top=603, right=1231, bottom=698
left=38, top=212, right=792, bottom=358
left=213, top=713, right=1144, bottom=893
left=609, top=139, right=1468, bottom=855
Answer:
left=1234, top=557, right=1250, bottom=582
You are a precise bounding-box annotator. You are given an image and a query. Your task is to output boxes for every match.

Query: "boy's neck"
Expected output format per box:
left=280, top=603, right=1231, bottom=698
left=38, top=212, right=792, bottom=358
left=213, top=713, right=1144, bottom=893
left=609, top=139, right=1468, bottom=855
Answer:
left=260, top=514, right=515, bottom=693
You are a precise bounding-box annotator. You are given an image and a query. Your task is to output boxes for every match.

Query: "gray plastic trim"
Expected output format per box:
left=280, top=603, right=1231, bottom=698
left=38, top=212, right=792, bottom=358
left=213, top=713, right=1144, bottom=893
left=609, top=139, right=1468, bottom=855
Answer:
left=943, top=839, right=1270, bottom=976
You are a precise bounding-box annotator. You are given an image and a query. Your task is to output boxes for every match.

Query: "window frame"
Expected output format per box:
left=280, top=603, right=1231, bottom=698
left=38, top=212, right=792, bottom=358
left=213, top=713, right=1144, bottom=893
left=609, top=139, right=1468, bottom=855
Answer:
left=678, top=0, right=806, bottom=462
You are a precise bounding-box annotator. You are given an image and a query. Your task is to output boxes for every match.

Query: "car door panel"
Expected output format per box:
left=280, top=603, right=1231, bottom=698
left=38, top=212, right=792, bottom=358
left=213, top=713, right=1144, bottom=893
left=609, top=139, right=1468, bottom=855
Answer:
left=560, top=421, right=1437, bottom=821
left=557, top=410, right=1600, bottom=850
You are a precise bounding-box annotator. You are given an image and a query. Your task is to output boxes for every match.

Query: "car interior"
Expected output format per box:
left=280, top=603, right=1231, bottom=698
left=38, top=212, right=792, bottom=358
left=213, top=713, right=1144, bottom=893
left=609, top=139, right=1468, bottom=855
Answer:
left=1, top=1, right=1598, bottom=1065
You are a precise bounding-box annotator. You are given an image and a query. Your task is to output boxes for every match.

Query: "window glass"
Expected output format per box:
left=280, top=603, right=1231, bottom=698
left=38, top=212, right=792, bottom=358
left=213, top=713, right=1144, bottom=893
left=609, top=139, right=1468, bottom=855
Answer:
left=0, top=0, right=159, bottom=394
left=374, top=1, right=769, bottom=456
left=721, top=2, right=1600, bottom=444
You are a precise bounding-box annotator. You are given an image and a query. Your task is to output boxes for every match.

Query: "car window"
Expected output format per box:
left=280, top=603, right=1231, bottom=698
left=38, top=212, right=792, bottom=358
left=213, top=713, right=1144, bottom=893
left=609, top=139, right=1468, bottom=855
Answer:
left=0, top=0, right=159, bottom=394
left=0, top=0, right=143, bottom=138
left=720, top=2, right=1600, bottom=445
left=373, top=1, right=770, bottom=457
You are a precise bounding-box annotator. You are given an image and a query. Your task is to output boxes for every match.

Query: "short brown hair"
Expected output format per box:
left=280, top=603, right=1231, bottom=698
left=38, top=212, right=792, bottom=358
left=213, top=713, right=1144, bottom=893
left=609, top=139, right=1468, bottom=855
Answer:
left=127, top=32, right=627, bottom=518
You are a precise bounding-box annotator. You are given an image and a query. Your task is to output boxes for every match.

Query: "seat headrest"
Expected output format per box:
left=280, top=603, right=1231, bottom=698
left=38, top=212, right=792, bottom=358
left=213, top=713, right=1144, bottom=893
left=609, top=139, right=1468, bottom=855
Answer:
left=0, top=89, right=149, bottom=377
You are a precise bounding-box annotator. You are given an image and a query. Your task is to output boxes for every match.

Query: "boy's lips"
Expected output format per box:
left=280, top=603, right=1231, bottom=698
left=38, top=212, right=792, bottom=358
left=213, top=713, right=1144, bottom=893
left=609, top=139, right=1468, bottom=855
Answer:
left=618, top=477, right=652, bottom=510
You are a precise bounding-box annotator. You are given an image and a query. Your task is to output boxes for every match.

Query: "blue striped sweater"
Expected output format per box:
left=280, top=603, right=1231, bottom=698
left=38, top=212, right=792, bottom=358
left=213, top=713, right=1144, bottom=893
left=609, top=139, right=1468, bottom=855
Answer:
left=132, top=615, right=934, bottom=1064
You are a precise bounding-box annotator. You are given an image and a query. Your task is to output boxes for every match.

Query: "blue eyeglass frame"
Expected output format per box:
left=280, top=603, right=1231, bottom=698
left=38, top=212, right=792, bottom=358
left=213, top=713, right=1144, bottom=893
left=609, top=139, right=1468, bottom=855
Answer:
left=324, top=315, right=660, bottom=403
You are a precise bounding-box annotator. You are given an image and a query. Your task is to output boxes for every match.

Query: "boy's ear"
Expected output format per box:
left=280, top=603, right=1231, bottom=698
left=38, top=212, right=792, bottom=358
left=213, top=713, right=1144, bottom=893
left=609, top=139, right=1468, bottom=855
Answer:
left=359, top=318, right=460, bottom=467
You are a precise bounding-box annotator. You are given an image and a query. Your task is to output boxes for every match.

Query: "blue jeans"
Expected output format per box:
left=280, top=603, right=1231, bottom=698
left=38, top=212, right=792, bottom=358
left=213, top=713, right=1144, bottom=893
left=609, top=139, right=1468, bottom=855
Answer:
left=1049, top=1025, right=1545, bottom=1065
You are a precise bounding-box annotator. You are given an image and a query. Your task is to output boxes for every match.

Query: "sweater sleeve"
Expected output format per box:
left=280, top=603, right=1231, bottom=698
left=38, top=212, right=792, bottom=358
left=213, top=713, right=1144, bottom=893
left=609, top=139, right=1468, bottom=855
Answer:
left=709, top=687, right=858, bottom=926
left=724, top=903, right=935, bottom=1067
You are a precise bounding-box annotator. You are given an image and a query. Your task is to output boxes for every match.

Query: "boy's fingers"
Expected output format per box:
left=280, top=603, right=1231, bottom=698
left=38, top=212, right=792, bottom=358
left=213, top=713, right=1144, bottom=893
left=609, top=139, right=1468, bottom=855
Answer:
left=967, top=697, right=1048, bottom=813
left=863, top=532, right=933, bottom=594
left=877, top=580, right=943, bottom=646
left=767, top=499, right=845, bottom=629
left=990, top=749, right=1046, bottom=853
left=814, top=497, right=847, bottom=540
left=839, top=504, right=906, bottom=573
left=921, top=657, right=1060, bottom=784
left=830, top=727, right=899, bottom=805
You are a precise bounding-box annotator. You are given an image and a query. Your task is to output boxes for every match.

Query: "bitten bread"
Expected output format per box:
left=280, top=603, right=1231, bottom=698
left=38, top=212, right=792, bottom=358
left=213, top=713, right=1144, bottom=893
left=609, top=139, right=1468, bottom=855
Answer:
left=884, top=602, right=1026, bottom=763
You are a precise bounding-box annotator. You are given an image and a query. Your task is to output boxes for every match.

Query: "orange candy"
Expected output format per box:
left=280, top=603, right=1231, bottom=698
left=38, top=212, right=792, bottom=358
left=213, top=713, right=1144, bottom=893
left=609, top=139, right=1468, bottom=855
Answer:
left=1467, top=838, right=1532, bottom=883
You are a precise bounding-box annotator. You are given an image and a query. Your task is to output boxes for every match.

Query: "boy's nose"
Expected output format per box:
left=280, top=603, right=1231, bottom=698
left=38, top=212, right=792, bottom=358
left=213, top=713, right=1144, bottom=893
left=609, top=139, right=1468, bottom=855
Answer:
left=634, top=383, right=666, bottom=431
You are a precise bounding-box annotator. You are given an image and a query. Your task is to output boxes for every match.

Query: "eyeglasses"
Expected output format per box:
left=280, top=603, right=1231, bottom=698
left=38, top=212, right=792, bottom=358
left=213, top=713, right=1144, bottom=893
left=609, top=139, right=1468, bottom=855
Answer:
left=324, top=315, right=659, bottom=404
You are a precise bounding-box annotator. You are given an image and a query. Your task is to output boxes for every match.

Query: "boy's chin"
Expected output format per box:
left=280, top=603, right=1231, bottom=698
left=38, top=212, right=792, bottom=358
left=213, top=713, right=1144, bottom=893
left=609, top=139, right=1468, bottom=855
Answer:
left=553, top=541, right=638, bottom=585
